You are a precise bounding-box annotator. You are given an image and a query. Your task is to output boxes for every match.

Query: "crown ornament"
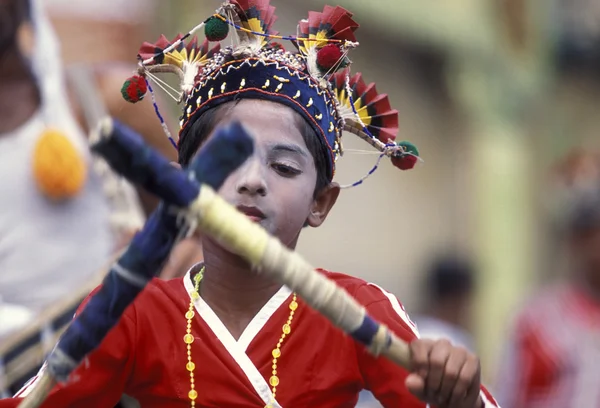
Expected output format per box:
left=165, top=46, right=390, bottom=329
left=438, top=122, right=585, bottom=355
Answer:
left=121, top=0, right=421, bottom=184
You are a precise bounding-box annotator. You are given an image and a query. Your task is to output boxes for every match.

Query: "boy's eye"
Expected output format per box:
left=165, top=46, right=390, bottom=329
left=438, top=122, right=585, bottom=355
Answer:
left=272, top=162, right=301, bottom=177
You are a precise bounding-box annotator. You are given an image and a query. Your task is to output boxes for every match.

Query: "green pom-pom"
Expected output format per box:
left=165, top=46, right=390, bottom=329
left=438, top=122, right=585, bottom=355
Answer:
left=397, top=141, right=419, bottom=156
left=391, top=141, right=420, bottom=170
left=205, top=16, right=229, bottom=42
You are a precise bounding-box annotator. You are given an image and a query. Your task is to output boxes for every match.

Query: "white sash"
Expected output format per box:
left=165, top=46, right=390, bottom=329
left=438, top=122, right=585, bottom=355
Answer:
left=183, top=270, right=291, bottom=407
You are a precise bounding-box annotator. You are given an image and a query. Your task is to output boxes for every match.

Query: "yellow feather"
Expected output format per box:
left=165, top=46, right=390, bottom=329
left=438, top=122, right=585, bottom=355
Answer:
left=355, top=105, right=372, bottom=126
left=246, top=18, right=267, bottom=46
left=315, top=30, right=329, bottom=49
left=179, top=48, right=189, bottom=61
left=164, top=51, right=184, bottom=69
left=336, top=89, right=349, bottom=108
left=189, top=48, right=198, bottom=64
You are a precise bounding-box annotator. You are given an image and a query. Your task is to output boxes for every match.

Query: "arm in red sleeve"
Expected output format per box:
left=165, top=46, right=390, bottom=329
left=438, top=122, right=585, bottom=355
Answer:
left=0, top=288, right=137, bottom=408
left=354, top=283, right=501, bottom=408
left=494, top=314, right=558, bottom=408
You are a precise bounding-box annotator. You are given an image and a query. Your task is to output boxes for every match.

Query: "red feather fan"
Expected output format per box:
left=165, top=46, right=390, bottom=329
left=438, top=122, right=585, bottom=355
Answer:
left=230, top=0, right=279, bottom=44
left=297, top=5, right=359, bottom=55
left=331, top=70, right=399, bottom=143
left=138, top=34, right=220, bottom=68
left=138, top=34, right=173, bottom=64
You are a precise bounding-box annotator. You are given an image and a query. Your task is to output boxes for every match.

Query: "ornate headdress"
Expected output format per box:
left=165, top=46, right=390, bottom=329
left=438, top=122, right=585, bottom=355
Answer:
left=121, top=0, right=420, bottom=185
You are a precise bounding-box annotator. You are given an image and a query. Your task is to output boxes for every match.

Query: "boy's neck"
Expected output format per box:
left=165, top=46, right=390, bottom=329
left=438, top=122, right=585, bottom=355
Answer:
left=198, top=241, right=284, bottom=340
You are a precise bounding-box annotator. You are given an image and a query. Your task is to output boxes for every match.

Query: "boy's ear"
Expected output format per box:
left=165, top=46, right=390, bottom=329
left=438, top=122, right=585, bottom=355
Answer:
left=306, top=182, right=340, bottom=228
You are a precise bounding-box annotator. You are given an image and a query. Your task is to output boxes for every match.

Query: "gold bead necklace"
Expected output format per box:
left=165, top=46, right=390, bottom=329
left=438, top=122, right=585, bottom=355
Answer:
left=184, top=267, right=204, bottom=406
left=265, top=293, right=297, bottom=408
left=184, top=267, right=298, bottom=407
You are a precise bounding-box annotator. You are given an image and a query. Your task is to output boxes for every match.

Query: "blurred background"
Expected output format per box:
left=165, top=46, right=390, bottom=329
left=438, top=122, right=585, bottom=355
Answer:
left=2, top=0, right=600, bottom=406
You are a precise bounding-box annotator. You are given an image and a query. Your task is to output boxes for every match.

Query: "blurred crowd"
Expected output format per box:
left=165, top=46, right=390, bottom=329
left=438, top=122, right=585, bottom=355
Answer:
left=1, top=0, right=600, bottom=406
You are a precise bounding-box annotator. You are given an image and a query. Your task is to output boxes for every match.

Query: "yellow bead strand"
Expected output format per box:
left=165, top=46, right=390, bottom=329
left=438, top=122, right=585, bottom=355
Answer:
left=265, top=294, right=297, bottom=408
left=185, top=267, right=204, bottom=407
left=184, top=266, right=298, bottom=408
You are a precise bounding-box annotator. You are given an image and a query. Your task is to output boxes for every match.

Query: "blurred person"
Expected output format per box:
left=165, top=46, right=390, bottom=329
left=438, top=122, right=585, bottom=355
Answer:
left=44, top=0, right=204, bottom=279
left=495, top=150, right=600, bottom=407
left=556, top=0, right=600, bottom=68
left=44, top=0, right=176, bottom=198
left=0, top=0, right=114, bottom=332
left=413, top=256, right=476, bottom=352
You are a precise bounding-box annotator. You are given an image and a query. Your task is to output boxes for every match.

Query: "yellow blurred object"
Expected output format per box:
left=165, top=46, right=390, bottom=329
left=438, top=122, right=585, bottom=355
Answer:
left=32, top=129, right=87, bottom=200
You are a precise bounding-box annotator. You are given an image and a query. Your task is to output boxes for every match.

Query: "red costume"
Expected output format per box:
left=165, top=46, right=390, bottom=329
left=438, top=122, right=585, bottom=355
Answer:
left=495, top=285, right=600, bottom=408
left=4, top=267, right=499, bottom=407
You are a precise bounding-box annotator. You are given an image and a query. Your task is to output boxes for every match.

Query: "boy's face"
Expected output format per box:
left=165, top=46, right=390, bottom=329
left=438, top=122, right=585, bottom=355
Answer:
left=197, top=99, right=339, bottom=249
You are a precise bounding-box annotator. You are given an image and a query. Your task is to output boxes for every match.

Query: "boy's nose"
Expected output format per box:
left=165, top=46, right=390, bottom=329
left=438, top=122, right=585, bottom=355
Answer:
left=235, top=158, right=267, bottom=197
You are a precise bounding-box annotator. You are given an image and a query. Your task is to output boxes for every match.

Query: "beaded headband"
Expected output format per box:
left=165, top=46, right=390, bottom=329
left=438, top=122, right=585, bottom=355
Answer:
left=121, top=0, right=421, bottom=184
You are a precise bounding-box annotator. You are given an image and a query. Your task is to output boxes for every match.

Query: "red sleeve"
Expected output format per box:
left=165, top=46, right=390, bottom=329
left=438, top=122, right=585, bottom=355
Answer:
left=353, top=283, right=425, bottom=408
left=494, top=313, right=558, bottom=408
left=0, top=288, right=136, bottom=408
left=354, top=283, right=500, bottom=408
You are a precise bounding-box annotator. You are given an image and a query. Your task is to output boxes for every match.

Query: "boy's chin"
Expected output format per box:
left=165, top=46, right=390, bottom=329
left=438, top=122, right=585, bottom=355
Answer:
left=203, top=222, right=299, bottom=258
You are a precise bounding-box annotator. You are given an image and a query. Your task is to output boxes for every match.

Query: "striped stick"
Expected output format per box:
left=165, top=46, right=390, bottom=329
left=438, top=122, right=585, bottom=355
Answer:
left=16, top=119, right=254, bottom=408
left=17, top=120, right=410, bottom=408
left=187, top=186, right=411, bottom=367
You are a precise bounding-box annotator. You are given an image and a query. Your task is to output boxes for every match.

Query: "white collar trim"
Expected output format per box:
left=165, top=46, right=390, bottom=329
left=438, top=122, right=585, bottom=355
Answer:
left=183, top=266, right=290, bottom=407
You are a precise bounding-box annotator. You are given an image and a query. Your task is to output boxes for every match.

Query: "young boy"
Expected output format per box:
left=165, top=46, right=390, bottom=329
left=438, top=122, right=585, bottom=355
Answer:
left=2, top=1, right=500, bottom=407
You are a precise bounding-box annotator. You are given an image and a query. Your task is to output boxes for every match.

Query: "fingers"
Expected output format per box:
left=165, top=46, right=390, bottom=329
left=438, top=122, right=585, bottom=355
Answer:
left=410, top=338, right=433, bottom=378
left=436, top=345, right=468, bottom=404
left=405, top=373, right=426, bottom=400
left=408, top=338, right=482, bottom=408
left=447, top=352, right=481, bottom=408
left=425, top=339, right=453, bottom=401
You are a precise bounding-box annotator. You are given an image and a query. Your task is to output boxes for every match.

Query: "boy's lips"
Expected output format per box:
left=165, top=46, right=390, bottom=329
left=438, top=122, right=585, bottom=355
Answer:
left=236, top=205, right=266, bottom=222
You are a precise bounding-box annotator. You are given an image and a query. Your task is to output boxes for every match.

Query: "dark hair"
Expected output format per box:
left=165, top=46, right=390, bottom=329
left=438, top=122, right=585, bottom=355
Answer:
left=426, top=256, right=474, bottom=300
left=565, top=195, right=600, bottom=236
left=178, top=101, right=330, bottom=197
left=0, top=0, right=31, bottom=56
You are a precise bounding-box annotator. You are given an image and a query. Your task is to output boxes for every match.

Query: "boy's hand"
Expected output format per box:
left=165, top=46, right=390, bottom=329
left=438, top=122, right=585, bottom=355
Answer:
left=406, top=338, right=483, bottom=408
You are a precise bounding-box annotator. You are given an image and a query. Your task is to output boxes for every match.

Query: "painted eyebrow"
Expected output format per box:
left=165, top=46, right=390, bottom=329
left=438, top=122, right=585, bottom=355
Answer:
left=269, top=143, right=309, bottom=158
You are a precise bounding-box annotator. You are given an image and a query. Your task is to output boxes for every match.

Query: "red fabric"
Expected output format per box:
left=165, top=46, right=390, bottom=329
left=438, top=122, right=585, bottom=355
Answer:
left=519, top=323, right=559, bottom=402
left=124, top=75, right=147, bottom=103
left=392, top=155, right=417, bottom=170
left=1, top=270, right=499, bottom=407
left=495, top=284, right=600, bottom=408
